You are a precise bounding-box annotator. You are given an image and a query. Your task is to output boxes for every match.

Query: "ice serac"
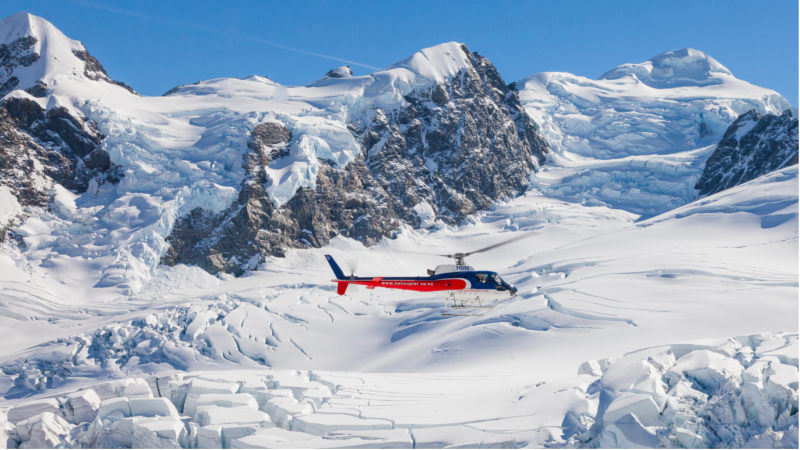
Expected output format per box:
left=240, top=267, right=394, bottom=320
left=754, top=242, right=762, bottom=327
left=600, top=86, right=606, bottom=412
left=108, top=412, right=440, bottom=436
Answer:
left=162, top=43, right=548, bottom=275
left=696, top=109, right=799, bottom=196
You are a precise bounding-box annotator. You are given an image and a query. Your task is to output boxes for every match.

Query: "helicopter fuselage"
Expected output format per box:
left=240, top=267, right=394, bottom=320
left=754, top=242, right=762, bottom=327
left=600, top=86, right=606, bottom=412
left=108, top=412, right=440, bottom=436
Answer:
left=325, top=255, right=517, bottom=297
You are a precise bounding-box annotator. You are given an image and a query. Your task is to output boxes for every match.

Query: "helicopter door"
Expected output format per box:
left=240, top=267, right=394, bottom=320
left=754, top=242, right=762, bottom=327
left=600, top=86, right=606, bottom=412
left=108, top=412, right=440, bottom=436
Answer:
left=492, top=274, right=507, bottom=291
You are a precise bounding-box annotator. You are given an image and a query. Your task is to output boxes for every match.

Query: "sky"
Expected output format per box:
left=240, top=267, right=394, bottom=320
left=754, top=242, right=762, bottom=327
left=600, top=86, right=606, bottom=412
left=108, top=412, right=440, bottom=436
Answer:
left=1, top=0, right=797, bottom=105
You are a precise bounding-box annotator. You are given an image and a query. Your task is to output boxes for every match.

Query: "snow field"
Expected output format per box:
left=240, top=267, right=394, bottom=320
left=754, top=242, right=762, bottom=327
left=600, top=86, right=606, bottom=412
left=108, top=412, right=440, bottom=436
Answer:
left=0, top=165, right=796, bottom=448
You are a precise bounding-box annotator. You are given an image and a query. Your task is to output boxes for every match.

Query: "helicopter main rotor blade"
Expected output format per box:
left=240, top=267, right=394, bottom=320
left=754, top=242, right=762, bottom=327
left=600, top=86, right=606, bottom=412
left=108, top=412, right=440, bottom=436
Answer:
left=459, top=230, right=538, bottom=257
left=389, top=230, right=538, bottom=259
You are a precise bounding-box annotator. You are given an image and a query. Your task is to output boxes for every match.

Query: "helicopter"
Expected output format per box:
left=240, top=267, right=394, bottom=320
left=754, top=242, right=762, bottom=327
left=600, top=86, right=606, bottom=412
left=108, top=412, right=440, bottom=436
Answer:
left=324, top=232, right=534, bottom=315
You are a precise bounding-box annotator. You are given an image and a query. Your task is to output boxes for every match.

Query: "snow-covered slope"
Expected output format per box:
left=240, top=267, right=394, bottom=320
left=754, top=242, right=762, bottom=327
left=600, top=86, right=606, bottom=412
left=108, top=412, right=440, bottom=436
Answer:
left=1, top=163, right=796, bottom=447
left=517, top=48, right=791, bottom=217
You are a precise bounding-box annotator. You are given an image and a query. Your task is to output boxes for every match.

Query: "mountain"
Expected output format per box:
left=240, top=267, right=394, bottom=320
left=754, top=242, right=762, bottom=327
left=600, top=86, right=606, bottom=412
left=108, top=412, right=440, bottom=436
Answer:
left=0, top=13, right=127, bottom=235
left=696, top=109, right=798, bottom=196
left=0, top=13, right=792, bottom=289
left=0, top=13, right=548, bottom=287
left=515, top=48, right=791, bottom=217
left=162, top=43, right=549, bottom=275
left=0, top=12, right=133, bottom=96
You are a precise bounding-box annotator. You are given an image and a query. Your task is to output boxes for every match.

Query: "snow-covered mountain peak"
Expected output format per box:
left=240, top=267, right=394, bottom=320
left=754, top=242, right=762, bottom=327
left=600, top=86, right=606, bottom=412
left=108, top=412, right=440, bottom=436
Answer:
left=0, top=12, right=84, bottom=91
left=0, top=12, right=135, bottom=98
left=0, top=12, right=68, bottom=46
left=599, top=48, right=733, bottom=88
left=383, top=41, right=471, bottom=84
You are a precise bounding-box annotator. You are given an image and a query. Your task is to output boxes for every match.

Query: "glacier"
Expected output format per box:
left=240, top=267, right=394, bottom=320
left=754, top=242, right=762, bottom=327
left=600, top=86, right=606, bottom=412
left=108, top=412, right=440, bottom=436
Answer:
left=0, top=12, right=797, bottom=449
left=1, top=164, right=796, bottom=447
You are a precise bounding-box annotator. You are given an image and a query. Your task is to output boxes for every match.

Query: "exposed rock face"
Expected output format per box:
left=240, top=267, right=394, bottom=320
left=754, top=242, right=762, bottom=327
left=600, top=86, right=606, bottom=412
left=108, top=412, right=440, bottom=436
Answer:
left=0, top=35, right=39, bottom=96
left=163, top=121, right=400, bottom=275
left=0, top=95, right=120, bottom=237
left=163, top=46, right=549, bottom=275
left=696, top=109, right=798, bottom=196
left=71, top=49, right=137, bottom=95
left=354, top=47, right=548, bottom=225
left=324, top=65, right=353, bottom=79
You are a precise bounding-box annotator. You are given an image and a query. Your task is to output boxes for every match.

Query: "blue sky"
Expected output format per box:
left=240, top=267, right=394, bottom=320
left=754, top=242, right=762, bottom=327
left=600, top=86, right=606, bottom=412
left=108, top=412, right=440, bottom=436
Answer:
left=3, top=0, right=798, bottom=105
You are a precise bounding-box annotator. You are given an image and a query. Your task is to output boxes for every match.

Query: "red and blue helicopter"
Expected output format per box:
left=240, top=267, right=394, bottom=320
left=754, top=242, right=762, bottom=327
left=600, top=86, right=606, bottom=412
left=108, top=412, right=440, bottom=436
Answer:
left=325, top=233, right=533, bottom=313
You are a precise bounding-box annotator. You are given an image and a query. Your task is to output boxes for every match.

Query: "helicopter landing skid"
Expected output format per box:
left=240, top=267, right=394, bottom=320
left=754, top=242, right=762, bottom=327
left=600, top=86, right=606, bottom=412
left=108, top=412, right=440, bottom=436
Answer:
left=442, top=291, right=497, bottom=317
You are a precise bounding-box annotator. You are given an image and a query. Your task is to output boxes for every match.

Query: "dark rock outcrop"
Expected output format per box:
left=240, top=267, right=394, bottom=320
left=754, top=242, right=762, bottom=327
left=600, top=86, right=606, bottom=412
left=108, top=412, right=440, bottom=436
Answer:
left=71, top=49, right=137, bottom=95
left=163, top=121, right=400, bottom=275
left=0, top=95, right=120, bottom=238
left=324, top=65, right=353, bottom=79
left=0, top=35, right=39, bottom=97
left=696, top=109, right=798, bottom=196
left=354, top=46, right=548, bottom=226
left=162, top=45, right=549, bottom=275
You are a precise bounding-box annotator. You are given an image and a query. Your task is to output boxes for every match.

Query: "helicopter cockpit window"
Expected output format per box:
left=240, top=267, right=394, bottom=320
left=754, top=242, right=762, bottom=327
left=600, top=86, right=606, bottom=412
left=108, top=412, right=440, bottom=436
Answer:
left=492, top=274, right=502, bottom=285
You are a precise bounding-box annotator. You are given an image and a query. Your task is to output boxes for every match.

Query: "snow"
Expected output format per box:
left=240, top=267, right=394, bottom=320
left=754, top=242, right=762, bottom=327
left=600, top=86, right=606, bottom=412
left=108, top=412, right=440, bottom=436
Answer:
left=599, top=48, right=734, bottom=88
left=63, top=389, right=101, bottom=424
left=13, top=411, right=72, bottom=449
left=0, top=185, right=21, bottom=227
left=412, top=201, right=436, bottom=228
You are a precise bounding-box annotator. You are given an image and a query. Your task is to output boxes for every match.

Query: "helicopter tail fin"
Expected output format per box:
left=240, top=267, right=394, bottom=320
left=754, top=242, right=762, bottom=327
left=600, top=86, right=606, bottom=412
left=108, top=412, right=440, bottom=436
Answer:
left=325, top=254, right=346, bottom=280
left=325, top=255, right=350, bottom=294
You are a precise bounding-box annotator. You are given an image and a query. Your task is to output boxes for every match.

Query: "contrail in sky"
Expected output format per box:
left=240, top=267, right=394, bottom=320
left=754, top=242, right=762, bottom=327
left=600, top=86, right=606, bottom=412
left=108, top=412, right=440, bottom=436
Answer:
left=67, top=0, right=381, bottom=70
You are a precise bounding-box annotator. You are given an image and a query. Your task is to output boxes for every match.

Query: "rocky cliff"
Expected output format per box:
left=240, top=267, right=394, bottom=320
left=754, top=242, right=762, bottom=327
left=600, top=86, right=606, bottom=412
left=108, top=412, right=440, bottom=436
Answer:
left=0, top=13, right=129, bottom=239
left=0, top=93, right=120, bottom=239
left=696, top=109, right=798, bottom=196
